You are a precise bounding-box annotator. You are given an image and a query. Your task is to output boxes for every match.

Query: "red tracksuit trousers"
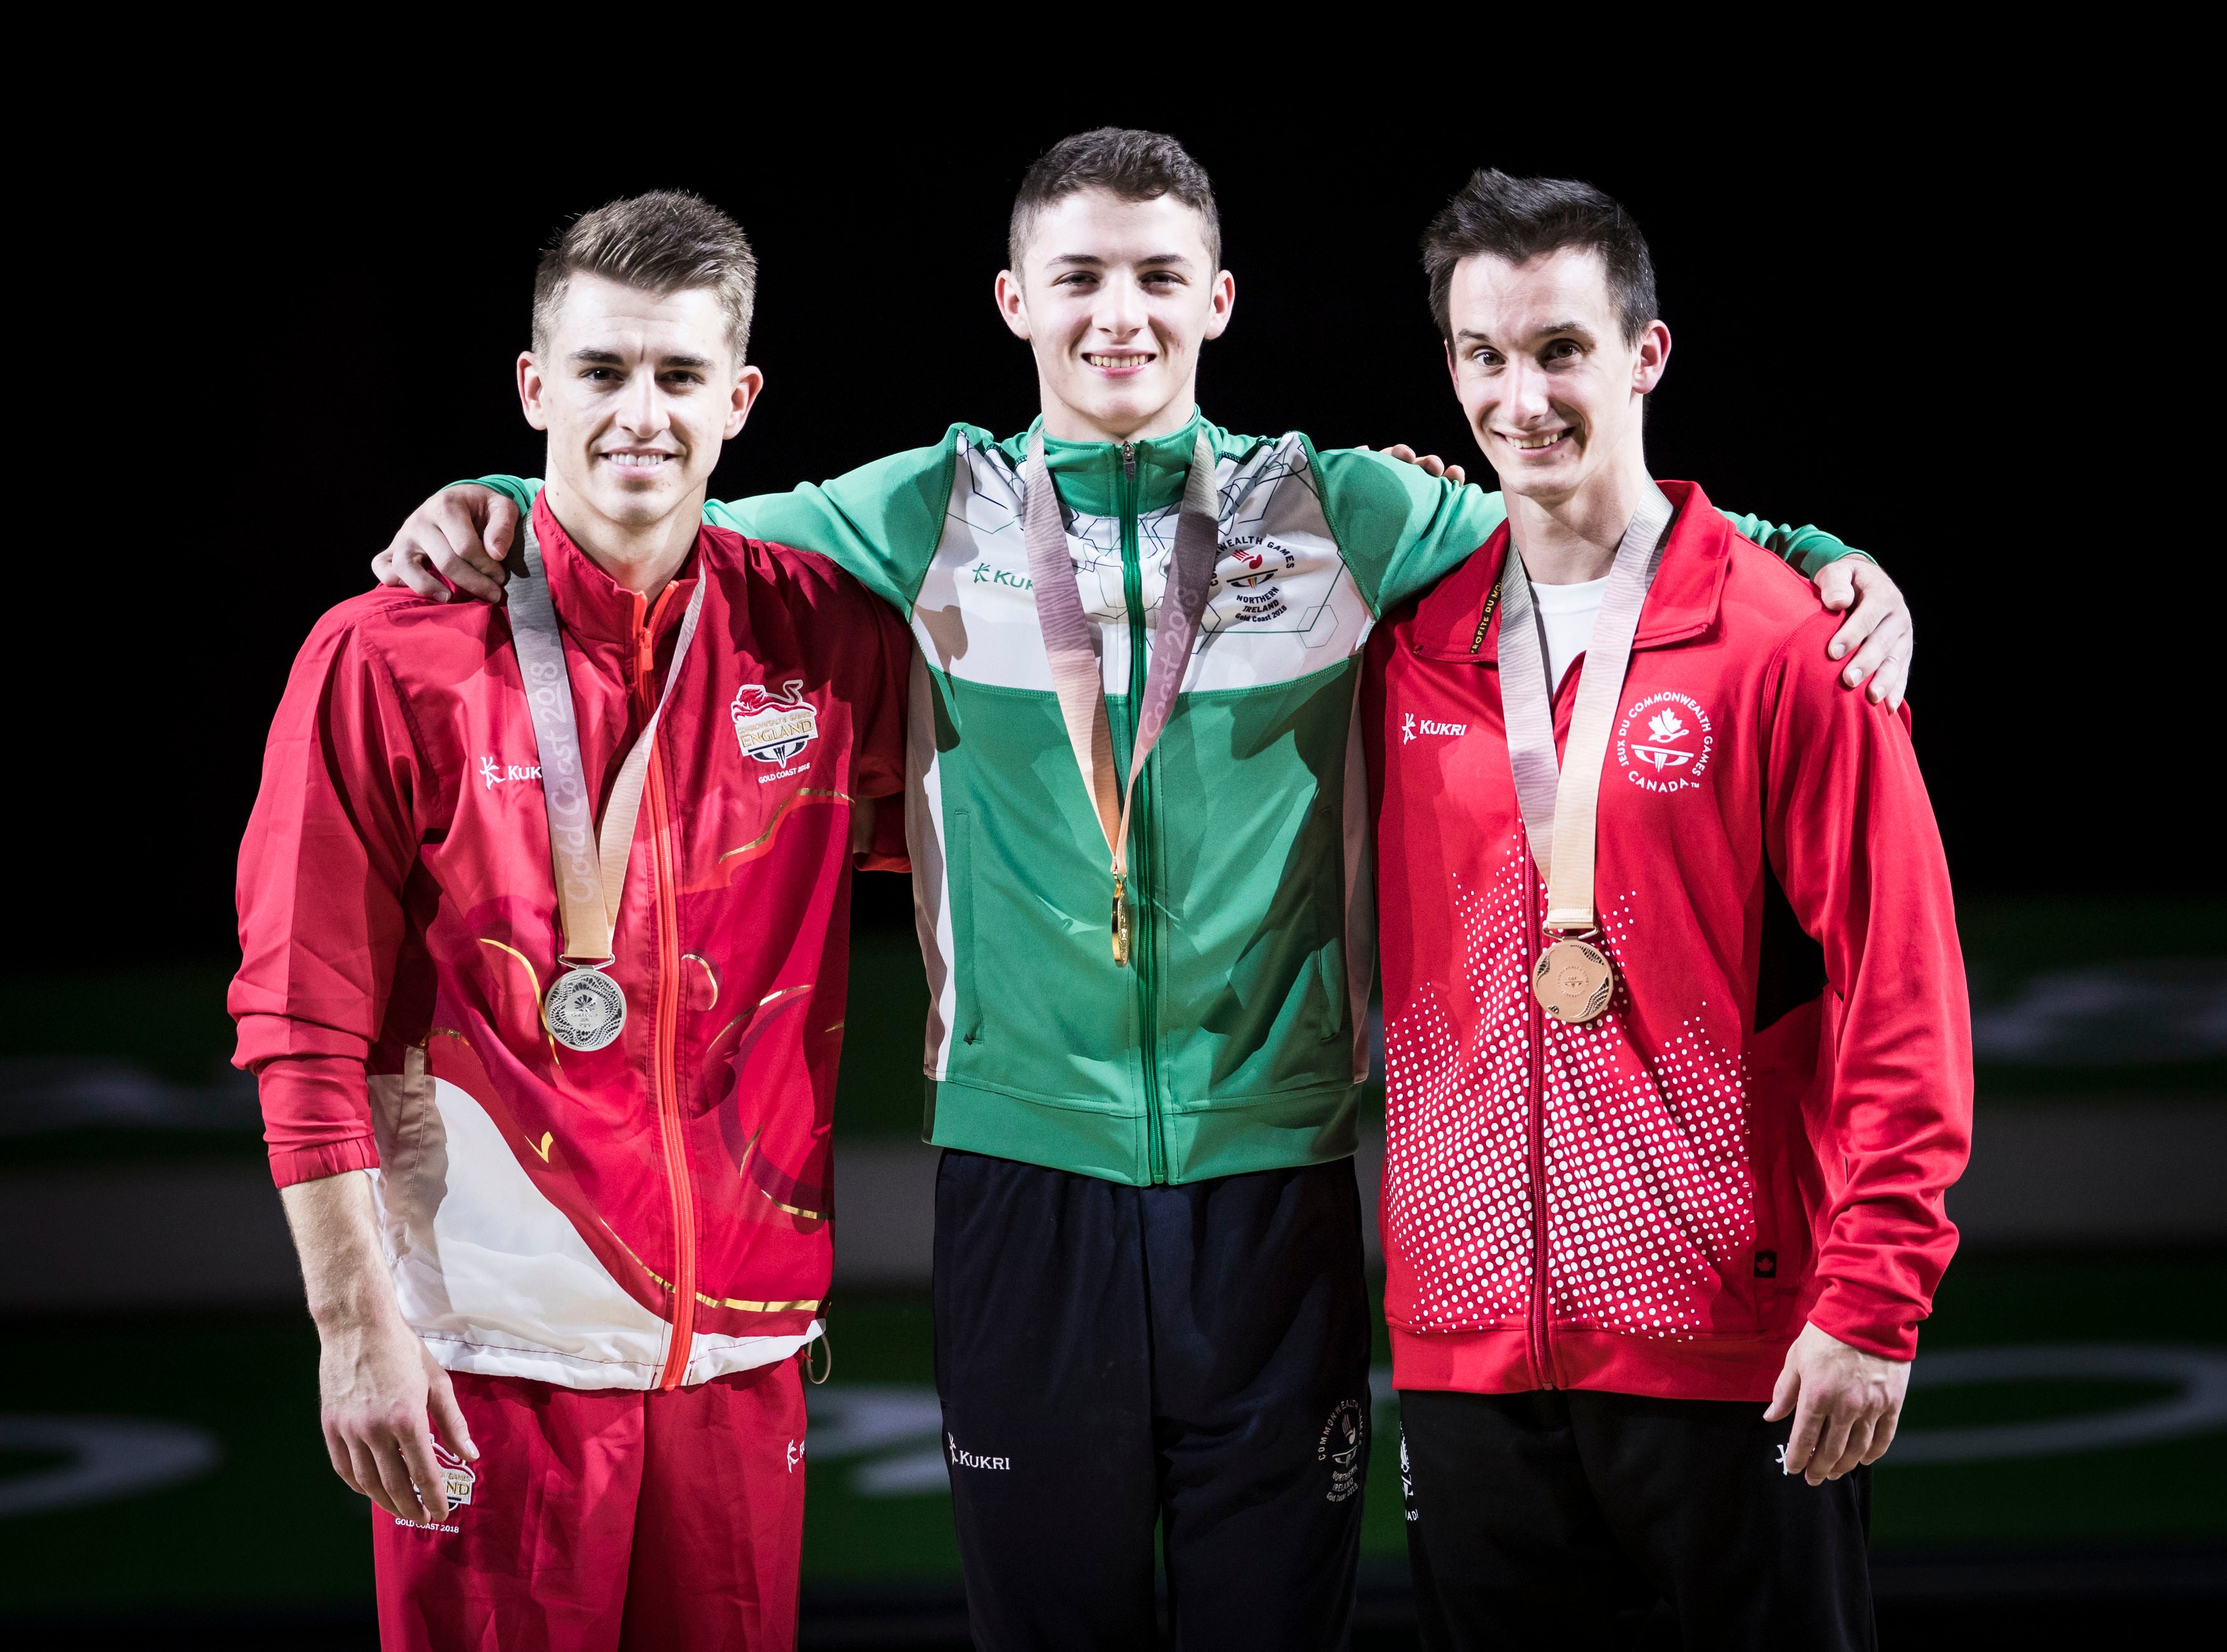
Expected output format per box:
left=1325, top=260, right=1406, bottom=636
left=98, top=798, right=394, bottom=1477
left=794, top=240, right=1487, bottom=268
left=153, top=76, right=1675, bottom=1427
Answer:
left=373, top=1355, right=809, bottom=1651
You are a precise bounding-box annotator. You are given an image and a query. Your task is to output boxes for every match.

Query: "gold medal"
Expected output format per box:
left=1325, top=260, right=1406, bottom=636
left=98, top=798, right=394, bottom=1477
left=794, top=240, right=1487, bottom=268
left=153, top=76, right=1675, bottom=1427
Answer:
left=1532, top=937, right=1614, bottom=1024
left=1111, top=871, right=1131, bottom=966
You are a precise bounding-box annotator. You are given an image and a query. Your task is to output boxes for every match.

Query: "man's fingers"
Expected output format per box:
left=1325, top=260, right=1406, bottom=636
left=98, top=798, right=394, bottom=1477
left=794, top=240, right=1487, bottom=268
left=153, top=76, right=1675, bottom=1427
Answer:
left=1826, top=1414, right=1875, bottom=1481
left=1782, top=1390, right=1826, bottom=1476
left=426, top=1361, right=477, bottom=1463
left=1812, top=563, right=1856, bottom=614
left=322, top=1421, right=363, bottom=1494
left=1877, top=653, right=1911, bottom=713
left=396, top=1423, right=451, bottom=1524
left=371, top=1432, right=434, bottom=1524
left=344, top=1434, right=405, bottom=1521
left=1838, top=611, right=1908, bottom=692
left=1864, top=1406, right=1901, bottom=1465
left=1383, top=444, right=1417, bottom=463
left=1806, top=1404, right=1857, bottom=1486
left=1826, top=597, right=1883, bottom=665
left=429, top=515, right=509, bottom=604
left=1444, top=464, right=1466, bottom=485
left=1763, top=1361, right=1800, bottom=1423
left=484, top=491, right=520, bottom=561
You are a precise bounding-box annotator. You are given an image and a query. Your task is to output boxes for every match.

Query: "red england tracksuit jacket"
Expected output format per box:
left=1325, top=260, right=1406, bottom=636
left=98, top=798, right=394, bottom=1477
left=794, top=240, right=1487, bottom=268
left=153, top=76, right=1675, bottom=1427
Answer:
left=232, top=496, right=911, bottom=1391
left=1361, top=482, right=1971, bottom=1403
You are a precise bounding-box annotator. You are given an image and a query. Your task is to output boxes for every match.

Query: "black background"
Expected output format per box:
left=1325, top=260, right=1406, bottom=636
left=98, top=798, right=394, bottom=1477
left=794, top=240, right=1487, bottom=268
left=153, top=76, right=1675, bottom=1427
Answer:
left=23, top=79, right=2182, bottom=968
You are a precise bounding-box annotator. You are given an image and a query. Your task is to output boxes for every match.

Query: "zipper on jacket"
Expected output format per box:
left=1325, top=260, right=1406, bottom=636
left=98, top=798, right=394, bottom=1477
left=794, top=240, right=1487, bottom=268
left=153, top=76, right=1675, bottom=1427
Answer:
left=1117, top=440, right=1167, bottom=1183
left=634, top=588, right=699, bottom=1391
left=1525, top=874, right=1556, bottom=1389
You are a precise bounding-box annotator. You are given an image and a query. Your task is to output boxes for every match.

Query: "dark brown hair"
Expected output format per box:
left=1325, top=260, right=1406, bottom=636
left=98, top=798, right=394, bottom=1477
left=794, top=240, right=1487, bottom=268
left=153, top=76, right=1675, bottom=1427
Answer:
left=532, top=190, right=758, bottom=363
left=1008, top=128, right=1221, bottom=272
left=1421, top=170, right=1657, bottom=345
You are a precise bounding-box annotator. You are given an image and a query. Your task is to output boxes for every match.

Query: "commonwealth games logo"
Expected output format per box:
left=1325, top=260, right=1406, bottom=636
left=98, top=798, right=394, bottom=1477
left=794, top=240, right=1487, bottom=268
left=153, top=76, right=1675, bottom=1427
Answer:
left=732, top=680, right=820, bottom=765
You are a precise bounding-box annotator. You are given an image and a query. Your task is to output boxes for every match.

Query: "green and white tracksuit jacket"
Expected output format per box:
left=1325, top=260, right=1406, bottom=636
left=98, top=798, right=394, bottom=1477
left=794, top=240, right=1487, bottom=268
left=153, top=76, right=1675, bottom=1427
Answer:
left=473, top=411, right=1859, bottom=1186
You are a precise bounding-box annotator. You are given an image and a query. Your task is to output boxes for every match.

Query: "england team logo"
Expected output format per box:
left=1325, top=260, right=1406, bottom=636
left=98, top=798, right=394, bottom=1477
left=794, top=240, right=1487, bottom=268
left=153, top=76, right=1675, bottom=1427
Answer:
left=434, top=1443, right=476, bottom=1512
left=1615, top=691, right=1714, bottom=795
left=731, top=680, right=819, bottom=765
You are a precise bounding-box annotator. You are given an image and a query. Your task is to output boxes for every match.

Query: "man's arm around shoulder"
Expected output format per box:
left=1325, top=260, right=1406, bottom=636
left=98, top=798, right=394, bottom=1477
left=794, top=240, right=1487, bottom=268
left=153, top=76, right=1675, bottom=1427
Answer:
left=370, top=431, right=967, bottom=616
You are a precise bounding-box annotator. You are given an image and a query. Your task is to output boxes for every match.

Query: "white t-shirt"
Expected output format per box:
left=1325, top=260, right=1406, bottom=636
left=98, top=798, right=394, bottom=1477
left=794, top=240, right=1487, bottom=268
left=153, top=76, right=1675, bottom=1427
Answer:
left=1531, top=574, right=1611, bottom=694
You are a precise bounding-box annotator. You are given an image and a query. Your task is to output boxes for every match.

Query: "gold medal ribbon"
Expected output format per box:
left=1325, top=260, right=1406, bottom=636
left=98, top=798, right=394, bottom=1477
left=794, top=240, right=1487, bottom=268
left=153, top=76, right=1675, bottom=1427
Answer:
left=1493, top=485, right=1675, bottom=1020
left=1021, top=429, right=1221, bottom=965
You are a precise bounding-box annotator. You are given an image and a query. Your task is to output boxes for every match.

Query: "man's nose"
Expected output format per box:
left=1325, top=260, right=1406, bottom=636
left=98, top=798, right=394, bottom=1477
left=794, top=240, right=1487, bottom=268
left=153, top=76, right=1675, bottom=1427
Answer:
left=1096, top=276, right=1148, bottom=338
left=1504, top=358, right=1553, bottom=425
left=617, top=368, right=667, bottom=433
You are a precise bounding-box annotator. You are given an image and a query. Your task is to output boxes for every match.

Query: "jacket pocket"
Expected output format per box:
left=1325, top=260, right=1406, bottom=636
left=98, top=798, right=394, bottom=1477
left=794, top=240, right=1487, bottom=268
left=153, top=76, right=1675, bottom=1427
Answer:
left=949, top=809, right=984, bottom=1048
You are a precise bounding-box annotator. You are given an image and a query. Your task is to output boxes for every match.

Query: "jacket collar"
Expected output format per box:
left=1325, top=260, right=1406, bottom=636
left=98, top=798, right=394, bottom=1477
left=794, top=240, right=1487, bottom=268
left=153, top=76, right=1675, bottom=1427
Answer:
left=997, top=408, right=1211, bottom=517
left=530, top=492, right=703, bottom=648
left=1411, top=480, right=1731, bottom=663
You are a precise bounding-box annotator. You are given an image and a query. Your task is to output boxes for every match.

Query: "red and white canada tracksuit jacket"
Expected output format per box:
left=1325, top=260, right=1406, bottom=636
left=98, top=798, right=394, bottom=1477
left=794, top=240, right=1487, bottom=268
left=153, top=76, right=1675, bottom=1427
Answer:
left=1362, top=482, right=1971, bottom=1403
left=232, top=497, right=911, bottom=1391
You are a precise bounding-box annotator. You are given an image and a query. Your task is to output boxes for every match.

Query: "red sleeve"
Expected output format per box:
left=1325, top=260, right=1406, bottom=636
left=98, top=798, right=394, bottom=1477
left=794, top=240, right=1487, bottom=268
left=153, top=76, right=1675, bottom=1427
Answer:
left=1763, top=614, right=1972, bottom=1360
left=229, top=607, right=427, bottom=1188
left=851, top=593, right=914, bottom=873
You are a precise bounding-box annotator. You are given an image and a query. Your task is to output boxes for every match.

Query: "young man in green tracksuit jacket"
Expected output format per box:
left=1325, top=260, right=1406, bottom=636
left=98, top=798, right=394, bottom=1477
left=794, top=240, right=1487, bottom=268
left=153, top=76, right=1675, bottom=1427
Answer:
left=377, top=131, right=1910, bottom=1650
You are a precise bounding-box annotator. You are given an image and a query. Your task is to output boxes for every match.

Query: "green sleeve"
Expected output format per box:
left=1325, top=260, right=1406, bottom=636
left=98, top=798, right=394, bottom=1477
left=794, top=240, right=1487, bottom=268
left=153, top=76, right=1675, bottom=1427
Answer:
left=1302, top=445, right=1874, bottom=612
left=1714, top=511, right=1871, bottom=578
left=455, top=427, right=963, bottom=618
left=1308, top=443, right=1508, bottom=616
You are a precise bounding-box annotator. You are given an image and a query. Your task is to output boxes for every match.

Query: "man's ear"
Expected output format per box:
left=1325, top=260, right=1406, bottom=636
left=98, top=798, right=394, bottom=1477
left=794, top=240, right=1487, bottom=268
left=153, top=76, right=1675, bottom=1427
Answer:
left=517, top=352, right=550, bottom=431
left=993, top=270, right=1031, bottom=341
left=1634, top=320, right=1672, bottom=394
left=1444, top=340, right=1460, bottom=395
left=1201, top=269, right=1237, bottom=342
left=725, top=366, right=766, bottom=440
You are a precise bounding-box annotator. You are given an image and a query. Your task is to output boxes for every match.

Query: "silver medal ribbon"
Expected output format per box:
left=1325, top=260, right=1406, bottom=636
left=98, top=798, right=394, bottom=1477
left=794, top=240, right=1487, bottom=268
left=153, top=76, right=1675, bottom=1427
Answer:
left=1493, top=484, right=1675, bottom=1020
left=507, top=514, right=707, bottom=1051
left=1021, top=429, right=1221, bottom=964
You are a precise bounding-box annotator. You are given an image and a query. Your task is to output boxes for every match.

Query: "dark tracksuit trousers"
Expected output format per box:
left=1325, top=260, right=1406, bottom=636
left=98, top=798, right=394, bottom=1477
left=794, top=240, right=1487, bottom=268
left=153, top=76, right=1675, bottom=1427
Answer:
left=932, top=1148, right=1374, bottom=1651
left=1399, top=1387, right=1876, bottom=1651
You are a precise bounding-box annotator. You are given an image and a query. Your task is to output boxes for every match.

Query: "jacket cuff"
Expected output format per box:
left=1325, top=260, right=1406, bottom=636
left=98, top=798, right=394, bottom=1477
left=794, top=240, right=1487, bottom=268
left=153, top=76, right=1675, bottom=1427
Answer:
left=1808, top=1275, right=1923, bottom=1361
left=269, top=1137, right=381, bottom=1190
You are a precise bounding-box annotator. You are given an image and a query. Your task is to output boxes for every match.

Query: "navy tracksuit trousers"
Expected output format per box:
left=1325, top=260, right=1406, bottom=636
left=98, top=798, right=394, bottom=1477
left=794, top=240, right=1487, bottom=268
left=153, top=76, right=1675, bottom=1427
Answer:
left=931, top=1148, right=1374, bottom=1651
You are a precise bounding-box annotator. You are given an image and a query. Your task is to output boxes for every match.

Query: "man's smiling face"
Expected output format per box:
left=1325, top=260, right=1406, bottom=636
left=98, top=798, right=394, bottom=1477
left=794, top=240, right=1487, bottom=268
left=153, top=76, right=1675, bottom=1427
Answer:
left=520, top=272, right=760, bottom=539
left=1445, top=245, right=1668, bottom=506
left=997, top=189, right=1234, bottom=443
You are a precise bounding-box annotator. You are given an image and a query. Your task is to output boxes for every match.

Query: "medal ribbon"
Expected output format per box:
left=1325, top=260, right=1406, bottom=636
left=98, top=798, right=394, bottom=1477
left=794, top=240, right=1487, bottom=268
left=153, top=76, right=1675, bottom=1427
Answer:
left=1022, top=429, right=1220, bottom=958
left=1494, top=484, right=1675, bottom=934
left=508, top=515, right=708, bottom=966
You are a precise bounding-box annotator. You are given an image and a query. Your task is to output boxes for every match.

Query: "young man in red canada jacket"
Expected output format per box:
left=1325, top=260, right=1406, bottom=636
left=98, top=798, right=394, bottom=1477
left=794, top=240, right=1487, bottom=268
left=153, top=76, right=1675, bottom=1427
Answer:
left=1361, top=171, right=1970, bottom=1650
left=232, top=193, right=910, bottom=1651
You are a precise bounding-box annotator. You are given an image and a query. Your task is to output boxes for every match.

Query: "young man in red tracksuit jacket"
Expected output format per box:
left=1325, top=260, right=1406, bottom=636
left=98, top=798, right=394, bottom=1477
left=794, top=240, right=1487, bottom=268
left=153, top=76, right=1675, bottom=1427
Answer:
left=1362, top=171, right=1971, bottom=1650
left=232, top=193, right=911, bottom=1651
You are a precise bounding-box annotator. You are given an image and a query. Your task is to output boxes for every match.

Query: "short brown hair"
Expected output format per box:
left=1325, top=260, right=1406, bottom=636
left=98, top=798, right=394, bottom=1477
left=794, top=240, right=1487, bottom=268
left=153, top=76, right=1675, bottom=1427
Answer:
left=532, top=190, right=758, bottom=364
left=1007, top=128, right=1221, bottom=272
left=1420, top=170, right=1658, bottom=345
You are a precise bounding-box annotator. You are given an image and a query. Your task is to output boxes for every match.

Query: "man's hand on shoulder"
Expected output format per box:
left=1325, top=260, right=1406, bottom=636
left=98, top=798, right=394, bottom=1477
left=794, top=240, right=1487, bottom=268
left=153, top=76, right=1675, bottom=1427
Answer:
left=1813, top=559, right=1913, bottom=711
left=1764, top=1320, right=1911, bottom=1487
left=1365, top=443, right=1467, bottom=487
left=372, top=485, right=519, bottom=605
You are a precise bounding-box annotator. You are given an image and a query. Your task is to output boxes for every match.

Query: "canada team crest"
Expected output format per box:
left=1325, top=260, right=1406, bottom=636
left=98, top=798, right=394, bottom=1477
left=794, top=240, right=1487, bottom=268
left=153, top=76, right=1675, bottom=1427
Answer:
left=731, top=680, right=819, bottom=765
left=1614, top=690, right=1714, bottom=795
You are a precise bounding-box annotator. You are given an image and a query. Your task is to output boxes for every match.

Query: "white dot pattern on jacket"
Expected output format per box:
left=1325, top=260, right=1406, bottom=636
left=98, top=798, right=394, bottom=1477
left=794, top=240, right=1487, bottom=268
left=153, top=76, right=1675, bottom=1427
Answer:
left=1383, top=839, right=1759, bottom=1339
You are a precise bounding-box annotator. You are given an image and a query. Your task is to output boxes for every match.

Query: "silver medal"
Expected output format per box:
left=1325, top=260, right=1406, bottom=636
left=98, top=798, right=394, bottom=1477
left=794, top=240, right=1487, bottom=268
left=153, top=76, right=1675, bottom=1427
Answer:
left=545, top=966, right=627, bottom=1052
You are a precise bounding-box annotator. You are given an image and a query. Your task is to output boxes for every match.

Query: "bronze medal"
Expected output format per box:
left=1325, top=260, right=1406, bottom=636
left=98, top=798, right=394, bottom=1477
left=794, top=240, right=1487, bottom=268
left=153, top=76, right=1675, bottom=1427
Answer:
left=1532, top=938, right=1615, bottom=1024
